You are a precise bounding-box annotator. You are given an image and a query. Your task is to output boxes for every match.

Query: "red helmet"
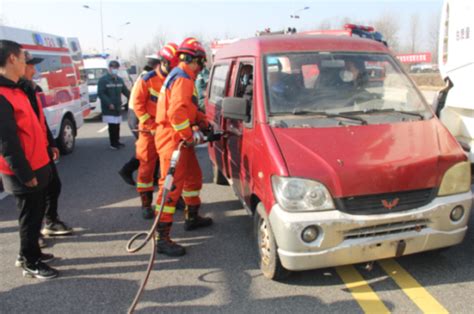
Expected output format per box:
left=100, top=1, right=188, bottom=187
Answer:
left=159, top=42, right=179, bottom=69
left=177, top=37, right=206, bottom=60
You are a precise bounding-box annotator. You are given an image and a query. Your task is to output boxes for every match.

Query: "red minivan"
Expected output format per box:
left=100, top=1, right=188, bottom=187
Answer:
left=205, top=35, right=472, bottom=280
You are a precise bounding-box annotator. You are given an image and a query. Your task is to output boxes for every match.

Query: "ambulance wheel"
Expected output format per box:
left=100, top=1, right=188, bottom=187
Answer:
left=254, top=205, right=290, bottom=281
left=213, top=164, right=229, bottom=185
left=58, top=117, right=76, bottom=155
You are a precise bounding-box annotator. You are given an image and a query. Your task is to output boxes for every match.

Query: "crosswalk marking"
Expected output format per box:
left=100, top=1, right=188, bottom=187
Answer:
left=98, top=125, right=109, bottom=133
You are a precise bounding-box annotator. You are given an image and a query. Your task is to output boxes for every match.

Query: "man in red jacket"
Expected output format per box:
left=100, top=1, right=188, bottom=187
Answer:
left=0, top=40, right=58, bottom=279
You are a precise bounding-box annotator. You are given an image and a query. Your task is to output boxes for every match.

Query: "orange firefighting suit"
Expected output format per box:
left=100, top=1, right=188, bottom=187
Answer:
left=132, top=69, right=166, bottom=193
left=154, top=63, right=208, bottom=222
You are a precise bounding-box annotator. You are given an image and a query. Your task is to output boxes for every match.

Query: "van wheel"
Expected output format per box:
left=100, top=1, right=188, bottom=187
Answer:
left=57, top=117, right=76, bottom=155
left=213, top=164, right=229, bottom=185
left=254, top=206, right=290, bottom=281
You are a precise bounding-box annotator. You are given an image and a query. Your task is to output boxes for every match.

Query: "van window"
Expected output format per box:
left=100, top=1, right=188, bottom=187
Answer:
left=265, top=52, right=433, bottom=123
left=85, top=68, right=109, bottom=86
left=32, top=53, right=77, bottom=90
left=209, top=64, right=230, bottom=104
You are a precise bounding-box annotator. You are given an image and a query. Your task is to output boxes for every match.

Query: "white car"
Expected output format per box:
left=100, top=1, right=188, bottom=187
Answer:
left=410, top=63, right=437, bottom=73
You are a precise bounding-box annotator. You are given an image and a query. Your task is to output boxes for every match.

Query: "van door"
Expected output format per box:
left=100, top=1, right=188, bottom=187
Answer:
left=207, top=61, right=234, bottom=179
left=223, top=58, right=255, bottom=204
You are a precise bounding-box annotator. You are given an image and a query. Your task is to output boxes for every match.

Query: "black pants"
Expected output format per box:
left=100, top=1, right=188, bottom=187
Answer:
left=44, top=161, right=61, bottom=224
left=16, top=188, right=46, bottom=263
left=121, top=156, right=139, bottom=173
left=123, top=109, right=139, bottom=171
left=108, top=123, right=121, bottom=146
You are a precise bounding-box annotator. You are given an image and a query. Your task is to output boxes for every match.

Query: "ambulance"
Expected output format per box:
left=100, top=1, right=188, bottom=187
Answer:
left=0, top=25, right=90, bottom=154
left=438, top=0, right=474, bottom=163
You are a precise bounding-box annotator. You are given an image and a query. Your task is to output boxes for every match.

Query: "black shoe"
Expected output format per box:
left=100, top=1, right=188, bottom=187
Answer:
left=118, top=142, right=126, bottom=148
left=110, top=145, right=120, bottom=150
left=42, top=220, right=73, bottom=236
left=157, top=239, right=186, bottom=257
left=118, top=168, right=136, bottom=186
left=38, top=235, right=48, bottom=248
left=184, top=215, right=213, bottom=231
left=142, top=207, right=154, bottom=220
left=22, top=261, right=58, bottom=279
left=16, top=253, right=55, bottom=268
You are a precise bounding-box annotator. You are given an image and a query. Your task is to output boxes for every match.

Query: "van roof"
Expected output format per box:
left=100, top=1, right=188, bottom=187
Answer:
left=83, top=58, right=109, bottom=69
left=214, top=35, right=389, bottom=60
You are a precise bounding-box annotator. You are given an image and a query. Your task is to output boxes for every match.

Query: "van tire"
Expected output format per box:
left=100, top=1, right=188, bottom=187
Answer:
left=57, top=117, right=76, bottom=155
left=213, top=165, right=229, bottom=185
left=254, top=206, right=290, bottom=281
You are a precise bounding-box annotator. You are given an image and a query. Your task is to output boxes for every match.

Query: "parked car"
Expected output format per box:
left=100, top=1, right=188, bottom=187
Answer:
left=410, top=63, right=438, bottom=73
left=206, top=35, right=472, bottom=280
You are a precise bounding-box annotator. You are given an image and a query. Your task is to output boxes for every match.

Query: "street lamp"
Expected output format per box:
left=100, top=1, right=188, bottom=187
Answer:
left=107, top=35, right=123, bottom=59
left=290, top=6, right=310, bottom=19
left=83, top=1, right=104, bottom=53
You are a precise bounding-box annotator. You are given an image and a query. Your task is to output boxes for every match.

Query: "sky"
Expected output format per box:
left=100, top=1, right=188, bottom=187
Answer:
left=0, top=0, right=444, bottom=59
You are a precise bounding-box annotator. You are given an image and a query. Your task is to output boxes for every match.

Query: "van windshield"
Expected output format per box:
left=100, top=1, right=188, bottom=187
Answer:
left=264, top=52, right=432, bottom=124
left=85, top=68, right=108, bottom=86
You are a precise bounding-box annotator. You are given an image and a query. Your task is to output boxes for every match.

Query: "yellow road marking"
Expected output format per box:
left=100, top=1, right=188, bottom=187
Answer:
left=378, top=259, right=448, bottom=314
left=336, top=265, right=390, bottom=313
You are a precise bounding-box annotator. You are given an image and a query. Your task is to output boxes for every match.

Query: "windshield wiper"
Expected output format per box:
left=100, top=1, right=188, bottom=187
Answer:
left=342, top=108, right=425, bottom=120
left=292, top=109, right=368, bottom=125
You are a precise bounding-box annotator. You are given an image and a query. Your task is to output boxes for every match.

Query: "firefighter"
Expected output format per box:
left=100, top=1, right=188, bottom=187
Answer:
left=133, top=43, right=179, bottom=219
left=118, top=56, right=161, bottom=187
left=154, top=37, right=212, bottom=257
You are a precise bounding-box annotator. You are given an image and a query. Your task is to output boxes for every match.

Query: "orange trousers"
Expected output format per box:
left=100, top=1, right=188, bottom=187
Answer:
left=136, top=131, right=158, bottom=193
left=155, top=146, right=202, bottom=223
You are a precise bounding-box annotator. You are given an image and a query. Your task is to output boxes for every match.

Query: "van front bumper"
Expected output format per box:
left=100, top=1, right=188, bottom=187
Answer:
left=268, top=191, right=472, bottom=271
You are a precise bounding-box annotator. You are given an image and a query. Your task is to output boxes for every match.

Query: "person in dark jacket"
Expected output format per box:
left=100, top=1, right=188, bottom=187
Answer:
left=0, top=40, right=58, bottom=279
left=19, top=51, right=73, bottom=240
left=98, top=60, right=130, bottom=150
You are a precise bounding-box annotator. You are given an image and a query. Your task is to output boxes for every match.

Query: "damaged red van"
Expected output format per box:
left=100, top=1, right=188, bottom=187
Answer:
left=205, top=35, right=472, bottom=280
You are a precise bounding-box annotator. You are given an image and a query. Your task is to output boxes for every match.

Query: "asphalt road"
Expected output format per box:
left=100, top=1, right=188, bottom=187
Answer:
left=1, top=111, right=473, bottom=313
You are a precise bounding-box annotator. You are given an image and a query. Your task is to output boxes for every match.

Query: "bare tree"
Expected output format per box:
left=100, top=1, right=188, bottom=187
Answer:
left=317, top=18, right=332, bottom=30
left=409, top=14, right=421, bottom=53
left=428, top=13, right=441, bottom=63
left=372, top=13, right=400, bottom=51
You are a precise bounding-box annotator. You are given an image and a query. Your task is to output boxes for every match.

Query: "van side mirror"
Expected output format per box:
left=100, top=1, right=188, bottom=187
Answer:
left=222, top=97, right=250, bottom=122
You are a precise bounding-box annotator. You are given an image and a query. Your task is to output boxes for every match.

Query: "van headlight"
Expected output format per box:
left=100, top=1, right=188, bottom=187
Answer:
left=271, top=176, right=335, bottom=211
left=438, top=161, right=471, bottom=196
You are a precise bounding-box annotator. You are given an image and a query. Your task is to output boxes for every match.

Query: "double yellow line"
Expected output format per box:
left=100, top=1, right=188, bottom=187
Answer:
left=336, top=259, right=448, bottom=313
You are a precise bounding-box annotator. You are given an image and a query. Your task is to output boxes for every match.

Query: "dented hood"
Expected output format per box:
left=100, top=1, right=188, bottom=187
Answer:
left=271, top=119, right=464, bottom=198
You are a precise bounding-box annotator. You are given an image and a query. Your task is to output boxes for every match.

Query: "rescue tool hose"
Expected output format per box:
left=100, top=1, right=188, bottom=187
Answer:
left=125, top=141, right=185, bottom=314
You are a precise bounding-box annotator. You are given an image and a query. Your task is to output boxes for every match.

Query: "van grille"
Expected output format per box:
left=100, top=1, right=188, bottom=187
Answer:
left=336, top=188, right=436, bottom=215
left=344, top=219, right=429, bottom=240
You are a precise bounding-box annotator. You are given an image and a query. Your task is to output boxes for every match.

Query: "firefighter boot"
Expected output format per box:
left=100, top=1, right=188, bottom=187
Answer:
left=139, top=191, right=154, bottom=220
left=156, top=222, right=186, bottom=256
left=184, top=205, right=213, bottom=231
